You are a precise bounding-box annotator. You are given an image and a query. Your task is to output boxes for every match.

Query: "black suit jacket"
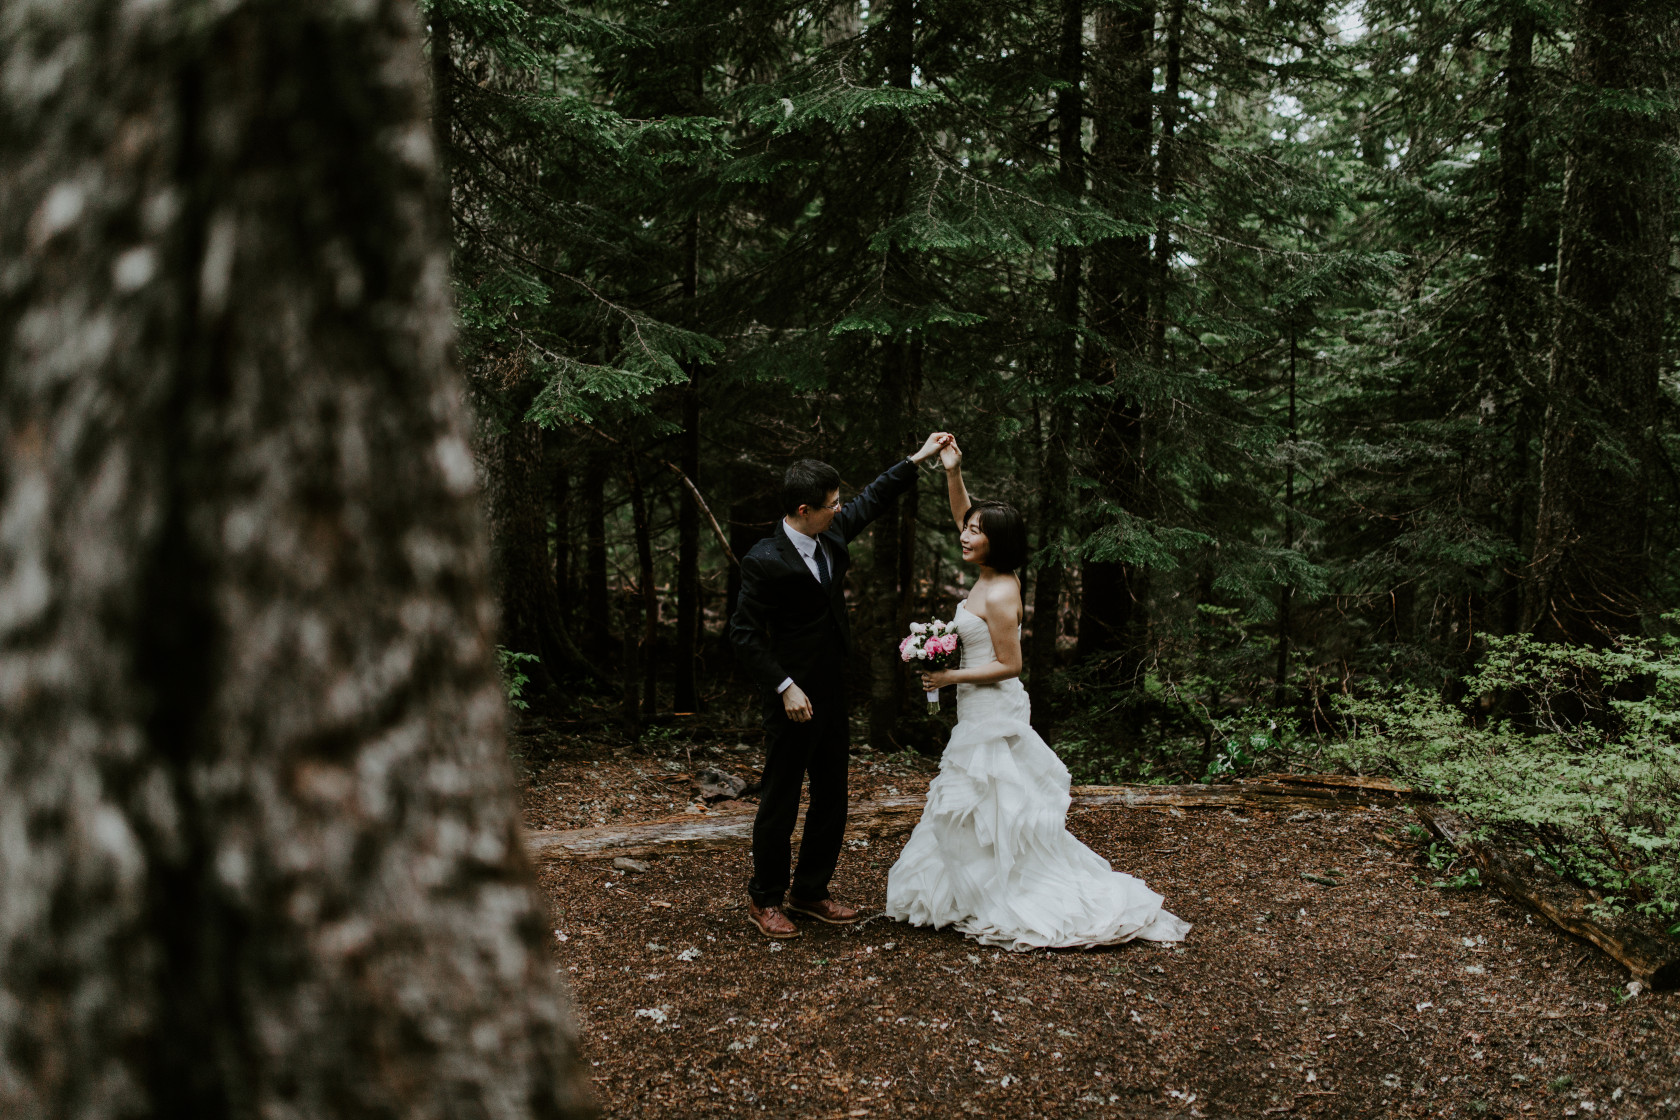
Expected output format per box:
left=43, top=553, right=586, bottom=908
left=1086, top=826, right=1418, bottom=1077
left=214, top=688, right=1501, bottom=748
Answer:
left=729, top=458, right=919, bottom=702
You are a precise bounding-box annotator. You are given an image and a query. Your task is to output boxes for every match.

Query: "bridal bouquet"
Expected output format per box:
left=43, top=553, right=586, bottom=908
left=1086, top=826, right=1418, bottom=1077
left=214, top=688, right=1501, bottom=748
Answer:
left=899, top=619, right=960, bottom=713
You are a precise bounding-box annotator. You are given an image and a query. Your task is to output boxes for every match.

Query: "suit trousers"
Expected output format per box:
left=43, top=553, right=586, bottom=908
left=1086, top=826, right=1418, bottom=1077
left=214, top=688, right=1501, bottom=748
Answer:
left=748, top=675, right=849, bottom=907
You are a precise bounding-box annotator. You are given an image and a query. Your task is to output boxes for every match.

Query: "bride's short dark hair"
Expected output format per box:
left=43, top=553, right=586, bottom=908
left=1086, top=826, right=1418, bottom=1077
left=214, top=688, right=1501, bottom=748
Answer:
left=963, top=500, right=1028, bottom=573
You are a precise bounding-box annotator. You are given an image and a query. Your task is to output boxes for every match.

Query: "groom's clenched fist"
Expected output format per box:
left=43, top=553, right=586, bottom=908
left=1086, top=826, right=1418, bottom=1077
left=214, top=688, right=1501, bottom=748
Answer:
left=782, top=682, right=814, bottom=722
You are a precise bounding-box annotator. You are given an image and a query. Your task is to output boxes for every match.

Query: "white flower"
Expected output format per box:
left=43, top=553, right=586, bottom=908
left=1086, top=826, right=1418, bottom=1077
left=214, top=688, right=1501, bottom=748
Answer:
left=910, top=622, right=928, bottom=634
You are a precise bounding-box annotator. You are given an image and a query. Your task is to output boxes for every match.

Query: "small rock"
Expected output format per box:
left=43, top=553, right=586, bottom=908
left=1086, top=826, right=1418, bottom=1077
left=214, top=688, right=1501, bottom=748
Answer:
left=695, top=767, right=749, bottom=802
left=1627, top=980, right=1644, bottom=999
left=613, top=857, right=651, bottom=873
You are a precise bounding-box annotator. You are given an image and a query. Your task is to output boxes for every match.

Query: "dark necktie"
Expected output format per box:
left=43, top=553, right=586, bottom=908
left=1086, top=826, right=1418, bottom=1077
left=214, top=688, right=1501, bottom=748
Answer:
left=813, top=539, right=831, bottom=587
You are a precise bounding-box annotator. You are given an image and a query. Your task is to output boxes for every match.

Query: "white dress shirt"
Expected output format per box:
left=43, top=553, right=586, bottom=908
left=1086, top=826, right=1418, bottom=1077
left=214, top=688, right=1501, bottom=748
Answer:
left=782, top=518, right=830, bottom=584
left=775, top=519, right=831, bottom=695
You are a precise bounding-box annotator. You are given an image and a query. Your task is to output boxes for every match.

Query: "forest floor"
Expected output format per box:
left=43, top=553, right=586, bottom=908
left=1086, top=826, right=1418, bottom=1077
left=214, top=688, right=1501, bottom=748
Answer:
left=515, top=717, right=1680, bottom=1120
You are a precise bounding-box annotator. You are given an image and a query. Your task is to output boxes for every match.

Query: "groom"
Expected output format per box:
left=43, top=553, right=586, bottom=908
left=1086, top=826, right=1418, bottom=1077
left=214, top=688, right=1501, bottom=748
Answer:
left=730, top=433, right=952, bottom=938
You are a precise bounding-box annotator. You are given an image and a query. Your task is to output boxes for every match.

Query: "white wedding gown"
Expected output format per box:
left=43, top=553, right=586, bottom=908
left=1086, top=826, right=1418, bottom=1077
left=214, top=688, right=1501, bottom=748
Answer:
left=885, top=602, right=1190, bottom=950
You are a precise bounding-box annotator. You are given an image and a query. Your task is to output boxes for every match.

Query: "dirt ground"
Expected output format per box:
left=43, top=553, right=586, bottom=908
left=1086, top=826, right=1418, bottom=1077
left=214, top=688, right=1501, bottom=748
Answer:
left=519, top=733, right=1680, bottom=1119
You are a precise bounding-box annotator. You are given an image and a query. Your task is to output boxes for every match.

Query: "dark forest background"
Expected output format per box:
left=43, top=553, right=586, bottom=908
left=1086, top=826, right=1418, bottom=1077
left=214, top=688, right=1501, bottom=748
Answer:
left=435, top=0, right=1680, bottom=777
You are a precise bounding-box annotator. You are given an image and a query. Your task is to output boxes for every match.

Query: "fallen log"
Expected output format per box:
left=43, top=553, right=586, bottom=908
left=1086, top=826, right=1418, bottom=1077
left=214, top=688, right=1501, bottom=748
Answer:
left=1253, top=773, right=1429, bottom=798
left=524, top=796, right=927, bottom=863
left=524, top=776, right=1427, bottom=864
left=1415, top=806, right=1680, bottom=991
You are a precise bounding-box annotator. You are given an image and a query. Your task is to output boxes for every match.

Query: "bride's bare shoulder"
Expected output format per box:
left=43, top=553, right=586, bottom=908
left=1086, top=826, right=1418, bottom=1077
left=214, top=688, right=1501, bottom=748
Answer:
left=981, top=575, right=1023, bottom=619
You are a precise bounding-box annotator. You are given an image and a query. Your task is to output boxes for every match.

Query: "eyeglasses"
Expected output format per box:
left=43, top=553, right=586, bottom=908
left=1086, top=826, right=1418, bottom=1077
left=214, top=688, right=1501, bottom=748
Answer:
left=825, top=499, right=843, bottom=511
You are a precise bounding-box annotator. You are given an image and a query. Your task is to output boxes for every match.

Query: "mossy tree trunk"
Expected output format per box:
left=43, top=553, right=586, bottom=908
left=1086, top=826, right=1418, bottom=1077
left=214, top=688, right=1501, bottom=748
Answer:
left=1524, top=0, right=1675, bottom=643
left=1028, top=0, right=1086, bottom=712
left=1079, top=0, right=1155, bottom=673
left=0, top=1, right=590, bottom=1115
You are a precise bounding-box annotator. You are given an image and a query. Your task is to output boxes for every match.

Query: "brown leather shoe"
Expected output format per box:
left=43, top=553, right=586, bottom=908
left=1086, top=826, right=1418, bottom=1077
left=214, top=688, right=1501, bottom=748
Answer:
left=748, top=901, right=800, bottom=939
left=784, top=897, right=861, bottom=925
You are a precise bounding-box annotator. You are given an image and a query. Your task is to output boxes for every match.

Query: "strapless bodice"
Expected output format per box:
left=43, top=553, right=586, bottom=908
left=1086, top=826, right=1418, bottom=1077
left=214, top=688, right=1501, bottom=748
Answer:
left=953, top=600, right=997, bottom=669
left=952, top=600, right=1027, bottom=719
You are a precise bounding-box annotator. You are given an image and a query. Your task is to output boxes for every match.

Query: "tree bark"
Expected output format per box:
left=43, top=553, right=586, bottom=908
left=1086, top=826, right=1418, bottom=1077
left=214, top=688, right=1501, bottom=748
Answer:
left=1029, top=0, right=1086, bottom=711
left=675, top=216, right=702, bottom=714
left=0, top=1, right=590, bottom=1115
left=894, top=340, right=925, bottom=668
left=583, top=451, right=612, bottom=661
left=1275, top=330, right=1298, bottom=707
left=865, top=0, right=919, bottom=751
left=1491, top=12, right=1538, bottom=638
left=553, top=436, right=573, bottom=623
left=1079, top=0, right=1155, bottom=670
left=626, top=453, right=659, bottom=723
left=867, top=344, right=914, bottom=751
left=483, top=410, right=589, bottom=690
left=1524, top=0, right=1674, bottom=643
left=1150, top=0, right=1184, bottom=368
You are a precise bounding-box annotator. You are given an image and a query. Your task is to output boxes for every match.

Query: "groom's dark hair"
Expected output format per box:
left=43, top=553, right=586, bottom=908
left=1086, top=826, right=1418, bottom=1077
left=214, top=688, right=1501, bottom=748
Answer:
left=963, top=500, right=1029, bottom=573
left=782, top=459, right=842, bottom=516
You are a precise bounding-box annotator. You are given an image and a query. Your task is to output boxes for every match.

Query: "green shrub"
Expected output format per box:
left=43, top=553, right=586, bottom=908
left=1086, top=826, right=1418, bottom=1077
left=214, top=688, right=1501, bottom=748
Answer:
left=496, top=647, right=541, bottom=712
left=1325, top=628, right=1680, bottom=933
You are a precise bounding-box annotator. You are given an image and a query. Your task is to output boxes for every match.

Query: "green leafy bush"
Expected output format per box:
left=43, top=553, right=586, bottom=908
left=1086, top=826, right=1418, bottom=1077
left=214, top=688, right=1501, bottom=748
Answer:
left=497, top=647, right=541, bottom=712
left=1325, top=629, right=1680, bottom=933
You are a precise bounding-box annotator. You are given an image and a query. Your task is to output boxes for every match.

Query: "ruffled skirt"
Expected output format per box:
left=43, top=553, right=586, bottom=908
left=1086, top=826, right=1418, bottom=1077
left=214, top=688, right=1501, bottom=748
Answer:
left=884, top=681, right=1190, bottom=951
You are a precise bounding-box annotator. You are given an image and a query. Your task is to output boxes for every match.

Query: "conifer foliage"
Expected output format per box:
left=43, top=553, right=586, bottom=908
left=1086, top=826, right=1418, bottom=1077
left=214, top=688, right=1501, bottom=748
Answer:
left=435, top=0, right=1680, bottom=755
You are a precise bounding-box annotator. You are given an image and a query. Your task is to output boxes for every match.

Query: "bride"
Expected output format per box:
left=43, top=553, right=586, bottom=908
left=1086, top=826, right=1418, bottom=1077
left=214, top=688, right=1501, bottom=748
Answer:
left=883, top=438, right=1190, bottom=950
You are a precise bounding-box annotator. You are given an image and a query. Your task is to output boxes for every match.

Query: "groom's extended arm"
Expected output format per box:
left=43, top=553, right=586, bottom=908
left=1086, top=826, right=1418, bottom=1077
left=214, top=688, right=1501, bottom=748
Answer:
left=728, top=553, right=791, bottom=696
left=833, top=433, right=949, bottom=542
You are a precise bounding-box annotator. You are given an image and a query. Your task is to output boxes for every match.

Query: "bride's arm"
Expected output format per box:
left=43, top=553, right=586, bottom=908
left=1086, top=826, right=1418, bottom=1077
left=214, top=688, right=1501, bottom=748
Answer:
left=921, top=581, right=1023, bottom=688
left=942, top=438, right=969, bottom=528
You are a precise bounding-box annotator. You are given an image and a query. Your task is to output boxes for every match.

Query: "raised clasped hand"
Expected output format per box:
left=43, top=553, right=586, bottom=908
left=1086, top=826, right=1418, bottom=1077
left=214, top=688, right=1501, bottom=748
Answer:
left=939, top=435, right=962, bottom=470
left=913, top=431, right=954, bottom=463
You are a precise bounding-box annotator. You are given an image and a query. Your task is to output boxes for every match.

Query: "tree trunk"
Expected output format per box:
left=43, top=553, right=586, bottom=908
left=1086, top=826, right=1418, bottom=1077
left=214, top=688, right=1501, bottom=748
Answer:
left=867, top=346, right=912, bottom=751
left=1150, top=0, right=1183, bottom=368
left=553, top=436, right=573, bottom=623
left=1524, top=0, right=1674, bottom=643
left=894, top=340, right=925, bottom=662
left=626, top=454, right=659, bottom=722
left=865, top=0, right=919, bottom=751
left=1029, top=0, right=1085, bottom=712
left=1275, top=331, right=1298, bottom=707
left=583, top=452, right=612, bottom=660
left=675, top=216, right=703, bottom=714
left=1079, top=0, right=1155, bottom=671
left=483, top=412, right=589, bottom=690
left=1491, top=12, right=1538, bottom=638
left=0, top=2, right=590, bottom=1115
